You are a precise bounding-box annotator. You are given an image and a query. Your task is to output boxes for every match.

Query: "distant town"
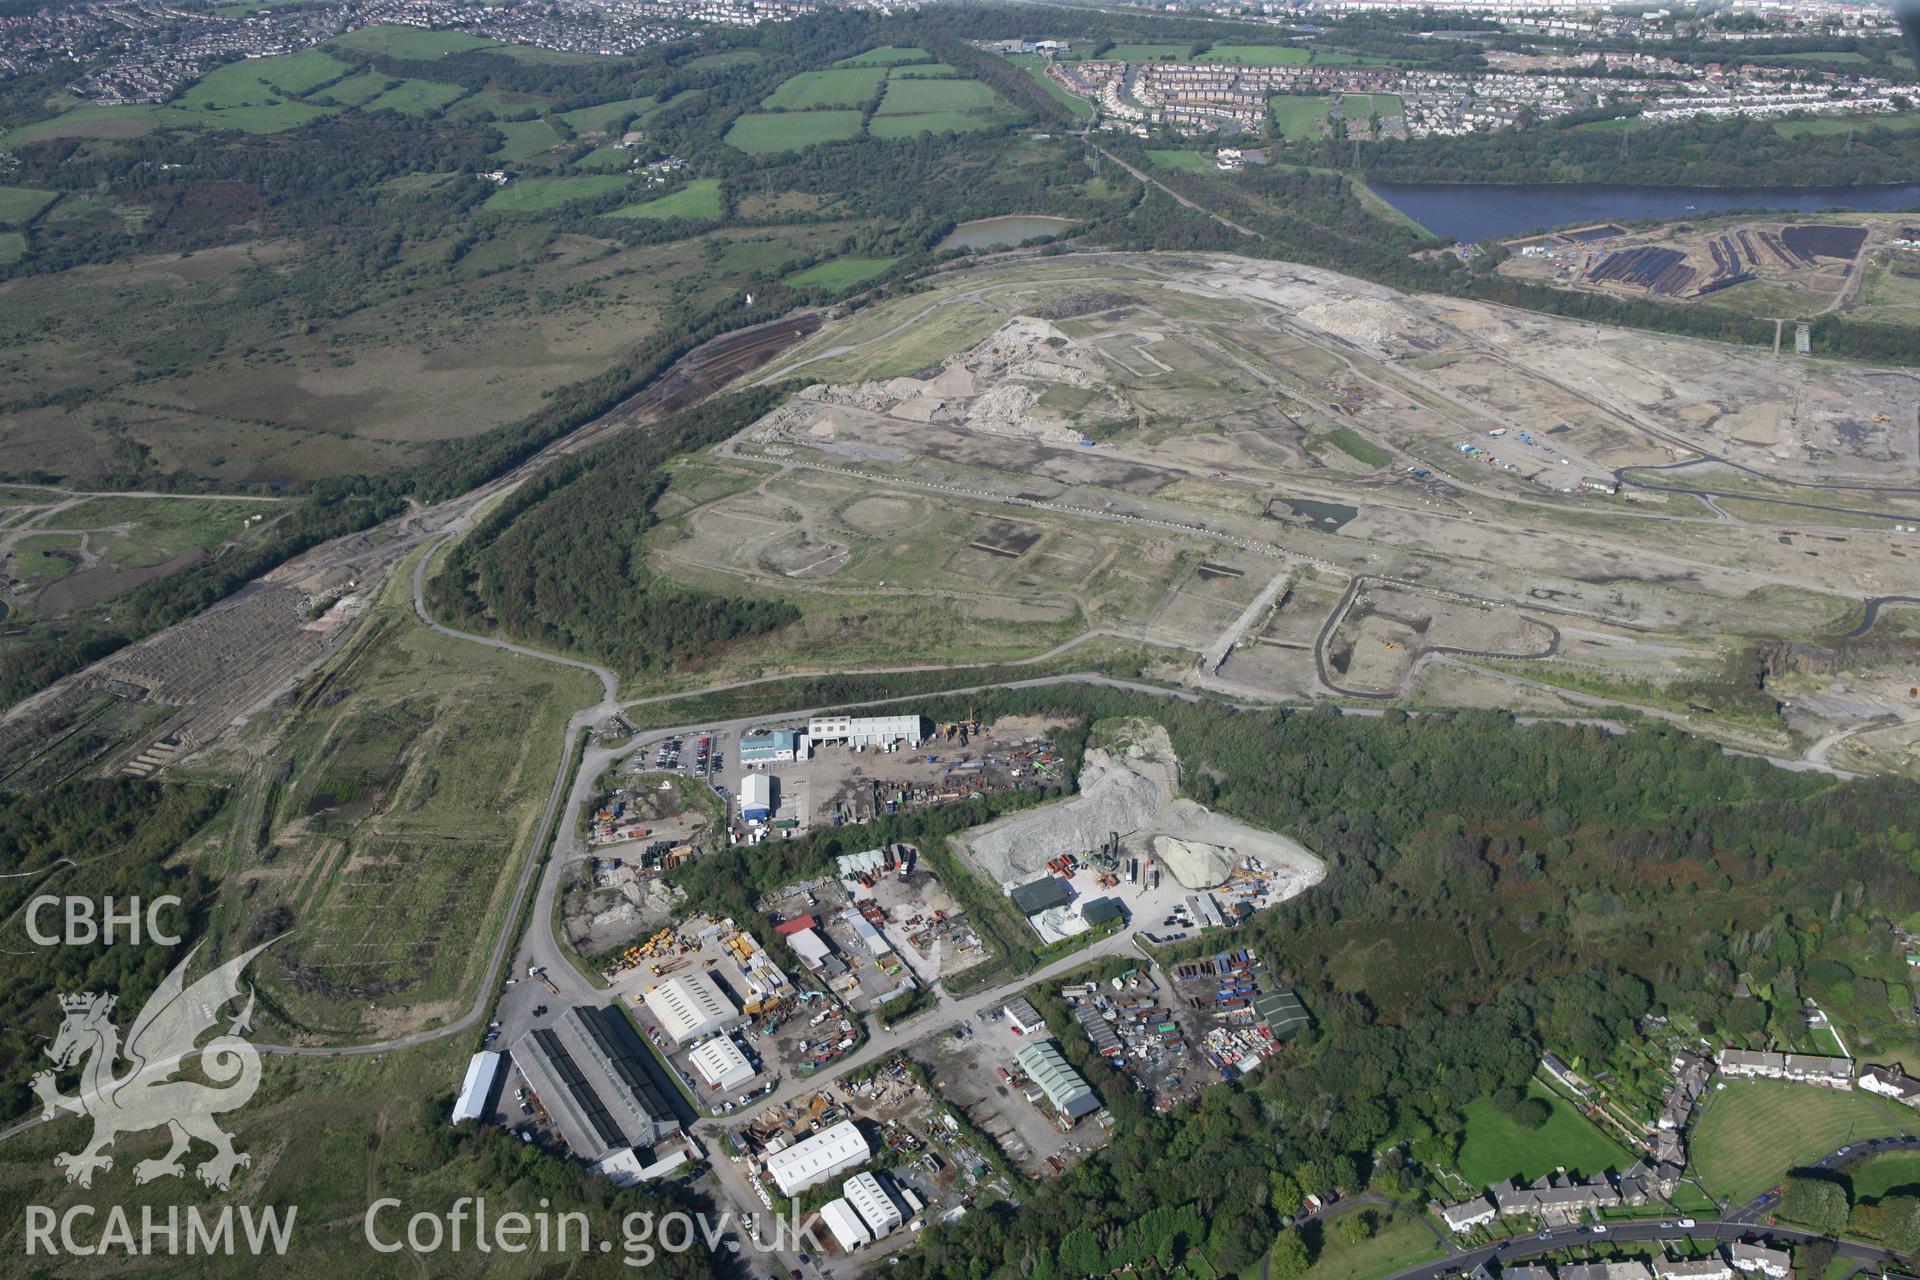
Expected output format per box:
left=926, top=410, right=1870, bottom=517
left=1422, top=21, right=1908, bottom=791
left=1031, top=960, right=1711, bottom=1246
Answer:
left=0, top=0, right=913, bottom=108
left=1022, top=39, right=1910, bottom=139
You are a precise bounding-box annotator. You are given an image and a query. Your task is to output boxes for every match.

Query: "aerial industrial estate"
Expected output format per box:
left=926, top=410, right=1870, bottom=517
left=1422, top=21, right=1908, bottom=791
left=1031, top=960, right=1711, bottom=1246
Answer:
left=9, top=0, right=1920, bottom=1276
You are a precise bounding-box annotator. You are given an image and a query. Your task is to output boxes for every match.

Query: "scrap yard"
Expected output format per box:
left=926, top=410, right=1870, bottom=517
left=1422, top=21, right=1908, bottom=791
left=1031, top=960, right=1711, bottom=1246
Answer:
left=1060, top=968, right=1218, bottom=1110
left=1173, top=949, right=1312, bottom=1081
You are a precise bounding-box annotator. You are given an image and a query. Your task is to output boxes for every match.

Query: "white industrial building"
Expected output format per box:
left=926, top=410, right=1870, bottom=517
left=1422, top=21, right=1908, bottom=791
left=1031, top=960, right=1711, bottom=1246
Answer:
left=819, top=1199, right=872, bottom=1252
left=788, top=927, right=834, bottom=970
left=741, top=772, right=774, bottom=823
left=806, top=713, right=926, bottom=749
left=1002, top=997, right=1046, bottom=1037
left=820, top=1171, right=910, bottom=1252
left=844, top=1171, right=904, bottom=1235
left=688, top=1035, right=756, bottom=1091
left=844, top=910, right=892, bottom=959
left=643, top=971, right=741, bottom=1045
left=764, top=1120, right=870, bottom=1196
left=452, top=1050, right=505, bottom=1123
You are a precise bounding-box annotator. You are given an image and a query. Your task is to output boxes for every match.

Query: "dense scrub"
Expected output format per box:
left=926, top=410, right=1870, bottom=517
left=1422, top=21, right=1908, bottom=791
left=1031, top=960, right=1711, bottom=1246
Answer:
left=0, top=780, right=223, bottom=1120
left=426, top=387, right=799, bottom=677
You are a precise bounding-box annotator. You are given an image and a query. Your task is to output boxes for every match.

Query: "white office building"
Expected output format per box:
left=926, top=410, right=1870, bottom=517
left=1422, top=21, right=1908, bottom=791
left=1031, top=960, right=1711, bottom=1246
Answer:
left=643, top=971, right=741, bottom=1045
left=764, top=1120, right=870, bottom=1196
left=806, top=714, right=926, bottom=749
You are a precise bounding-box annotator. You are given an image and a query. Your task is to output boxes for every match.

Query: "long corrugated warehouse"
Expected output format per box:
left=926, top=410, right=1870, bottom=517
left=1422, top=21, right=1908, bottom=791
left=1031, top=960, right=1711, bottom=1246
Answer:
left=643, top=971, right=742, bottom=1045
left=452, top=1050, right=505, bottom=1124
left=510, top=1006, right=680, bottom=1163
left=1015, top=1039, right=1101, bottom=1122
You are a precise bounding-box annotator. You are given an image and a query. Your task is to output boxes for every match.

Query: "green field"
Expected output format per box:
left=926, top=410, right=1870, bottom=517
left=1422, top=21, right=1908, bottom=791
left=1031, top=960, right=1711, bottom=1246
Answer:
left=174, top=49, right=353, bottom=108
left=0, top=186, right=57, bottom=225
left=1458, top=1084, right=1632, bottom=1185
left=157, top=48, right=350, bottom=133
left=576, top=143, right=635, bottom=171
left=1575, top=116, right=1649, bottom=134
left=875, top=77, right=1000, bottom=115
left=489, top=118, right=562, bottom=160
left=365, top=77, right=468, bottom=116
left=607, top=177, right=723, bottom=221
left=451, top=89, right=550, bottom=120
left=1775, top=111, right=1920, bottom=138
left=760, top=67, right=887, bottom=110
left=725, top=110, right=864, bottom=154
left=686, top=49, right=764, bottom=70
left=156, top=100, right=335, bottom=133
left=329, top=24, right=500, bottom=59
left=556, top=94, right=658, bottom=134
left=838, top=45, right=933, bottom=65
left=61, top=495, right=283, bottom=560
left=8, top=534, right=81, bottom=584
left=0, top=104, right=160, bottom=146
left=1848, top=1151, right=1920, bottom=1202
left=2, top=495, right=284, bottom=613
left=481, top=173, right=630, bottom=213
left=310, top=69, right=391, bottom=106
left=1288, top=1211, right=1447, bottom=1280
left=1197, top=44, right=1310, bottom=65
left=1271, top=94, right=1332, bottom=140
left=1007, top=53, right=1094, bottom=120
left=1146, top=149, right=1211, bottom=172
left=1692, top=1080, right=1917, bottom=1203
left=492, top=43, right=619, bottom=65
left=1326, top=427, right=1391, bottom=468
left=1757, top=50, right=1873, bottom=64
left=786, top=255, right=900, bottom=288
left=0, top=231, right=23, bottom=264
left=869, top=111, right=996, bottom=138
left=891, top=62, right=958, bottom=78
left=1340, top=93, right=1403, bottom=120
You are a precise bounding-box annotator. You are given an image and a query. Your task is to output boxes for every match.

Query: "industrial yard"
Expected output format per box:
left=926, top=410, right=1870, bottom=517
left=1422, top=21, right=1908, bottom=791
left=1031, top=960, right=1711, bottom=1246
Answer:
left=723, top=1059, right=1001, bottom=1269
left=914, top=1019, right=1112, bottom=1180
left=758, top=842, right=990, bottom=1013
left=1498, top=213, right=1883, bottom=321
left=1057, top=966, right=1222, bottom=1111
left=601, top=913, right=868, bottom=1103
left=956, top=721, right=1324, bottom=945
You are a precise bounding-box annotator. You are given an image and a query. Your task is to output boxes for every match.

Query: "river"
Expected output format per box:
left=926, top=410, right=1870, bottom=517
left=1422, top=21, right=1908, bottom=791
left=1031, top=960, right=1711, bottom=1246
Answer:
left=1368, top=180, right=1920, bottom=242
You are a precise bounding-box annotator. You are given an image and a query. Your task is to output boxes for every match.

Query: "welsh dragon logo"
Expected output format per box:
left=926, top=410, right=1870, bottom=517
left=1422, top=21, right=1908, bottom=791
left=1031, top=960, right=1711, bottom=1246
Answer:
left=33, top=939, right=275, bottom=1190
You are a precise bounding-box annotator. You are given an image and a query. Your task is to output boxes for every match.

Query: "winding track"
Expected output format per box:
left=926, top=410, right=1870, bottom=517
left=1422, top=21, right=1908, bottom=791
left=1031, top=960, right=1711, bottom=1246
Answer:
left=1312, top=573, right=1562, bottom=699
left=1844, top=594, right=1920, bottom=638
left=1613, top=457, right=1920, bottom=525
